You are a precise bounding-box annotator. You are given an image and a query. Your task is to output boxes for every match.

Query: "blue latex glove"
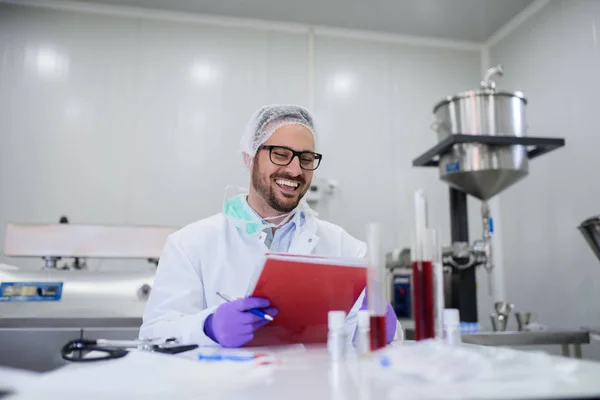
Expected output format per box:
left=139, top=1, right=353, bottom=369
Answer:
left=360, top=289, right=397, bottom=343
left=204, top=297, right=278, bottom=348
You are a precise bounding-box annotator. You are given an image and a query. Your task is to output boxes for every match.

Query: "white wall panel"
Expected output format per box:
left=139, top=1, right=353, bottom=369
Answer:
left=313, top=35, right=481, bottom=253
left=127, top=20, right=308, bottom=227
left=490, top=0, right=600, bottom=359
left=0, top=4, right=308, bottom=270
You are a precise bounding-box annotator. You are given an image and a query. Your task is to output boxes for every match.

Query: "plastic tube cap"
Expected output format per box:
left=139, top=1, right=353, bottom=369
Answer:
left=328, top=311, right=346, bottom=330
left=443, top=309, right=460, bottom=327
left=358, top=310, right=370, bottom=329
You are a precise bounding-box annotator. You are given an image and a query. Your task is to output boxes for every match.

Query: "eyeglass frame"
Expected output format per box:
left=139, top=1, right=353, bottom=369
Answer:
left=258, top=145, right=323, bottom=171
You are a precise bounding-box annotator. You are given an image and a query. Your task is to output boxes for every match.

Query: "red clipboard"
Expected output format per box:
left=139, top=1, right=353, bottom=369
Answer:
left=244, top=254, right=367, bottom=347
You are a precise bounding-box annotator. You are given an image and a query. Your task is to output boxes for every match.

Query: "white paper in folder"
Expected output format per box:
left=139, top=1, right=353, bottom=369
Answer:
left=11, top=351, right=274, bottom=399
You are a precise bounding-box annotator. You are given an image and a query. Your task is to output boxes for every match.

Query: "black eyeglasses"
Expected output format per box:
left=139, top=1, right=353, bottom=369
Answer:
left=258, top=145, right=322, bottom=171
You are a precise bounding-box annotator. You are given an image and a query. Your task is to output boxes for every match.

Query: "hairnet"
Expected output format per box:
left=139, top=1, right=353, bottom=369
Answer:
left=240, top=104, right=316, bottom=169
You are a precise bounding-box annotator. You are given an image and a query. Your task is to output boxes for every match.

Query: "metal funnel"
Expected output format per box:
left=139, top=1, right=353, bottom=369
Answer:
left=578, top=216, right=600, bottom=263
left=439, top=145, right=529, bottom=201
left=441, top=169, right=528, bottom=201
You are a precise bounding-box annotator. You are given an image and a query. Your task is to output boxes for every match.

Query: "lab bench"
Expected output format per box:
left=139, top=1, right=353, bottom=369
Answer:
left=399, top=318, right=591, bottom=358
left=4, top=344, right=600, bottom=399
left=461, top=331, right=590, bottom=358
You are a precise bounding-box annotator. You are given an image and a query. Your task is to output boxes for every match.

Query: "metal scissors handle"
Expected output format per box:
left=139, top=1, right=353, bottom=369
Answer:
left=61, top=337, right=198, bottom=362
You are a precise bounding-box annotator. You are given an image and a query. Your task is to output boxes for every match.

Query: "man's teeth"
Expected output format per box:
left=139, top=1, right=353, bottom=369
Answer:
left=276, top=179, right=299, bottom=188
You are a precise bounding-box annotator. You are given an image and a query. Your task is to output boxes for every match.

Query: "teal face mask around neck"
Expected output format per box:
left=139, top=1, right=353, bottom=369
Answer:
left=223, top=191, right=296, bottom=236
left=224, top=194, right=265, bottom=236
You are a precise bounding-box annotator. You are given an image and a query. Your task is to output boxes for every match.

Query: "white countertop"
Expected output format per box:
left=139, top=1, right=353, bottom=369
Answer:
left=5, top=342, right=600, bottom=400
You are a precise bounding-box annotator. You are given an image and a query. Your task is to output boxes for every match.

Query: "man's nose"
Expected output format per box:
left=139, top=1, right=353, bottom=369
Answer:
left=285, top=155, right=303, bottom=176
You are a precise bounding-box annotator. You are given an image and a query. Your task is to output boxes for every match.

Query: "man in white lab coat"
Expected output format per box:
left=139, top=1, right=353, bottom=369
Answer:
left=140, top=104, right=400, bottom=347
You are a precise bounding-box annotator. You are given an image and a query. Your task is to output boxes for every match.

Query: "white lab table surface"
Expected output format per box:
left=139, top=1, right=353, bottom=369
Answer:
left=5, top=343, right=600, bottom=400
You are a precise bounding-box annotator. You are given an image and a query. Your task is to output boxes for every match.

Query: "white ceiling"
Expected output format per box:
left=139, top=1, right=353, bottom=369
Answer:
left=60, top=0, right=534, bottom=42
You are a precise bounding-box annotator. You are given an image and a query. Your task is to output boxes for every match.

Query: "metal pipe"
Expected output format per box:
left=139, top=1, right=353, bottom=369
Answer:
left=481, top=201, right=493, bottom=295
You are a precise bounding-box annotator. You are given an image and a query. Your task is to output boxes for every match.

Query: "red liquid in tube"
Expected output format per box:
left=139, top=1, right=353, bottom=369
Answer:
left=412, top=260, right=435, bottom=340
left=369, top=315, right=387, bottom=351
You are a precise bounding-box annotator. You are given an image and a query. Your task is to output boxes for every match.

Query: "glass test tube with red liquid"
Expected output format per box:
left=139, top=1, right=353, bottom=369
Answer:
left=411, top=228, right=437, bottom=341
left=366, top=223, right=387, bottom=351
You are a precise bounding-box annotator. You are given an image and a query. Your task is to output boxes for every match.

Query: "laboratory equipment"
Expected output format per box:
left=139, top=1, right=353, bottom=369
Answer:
left=356, top=310, right=370, bottom=355
left=391, top=269, right=412, bottom=318
left=61, top=337, right=198, bottom=362
left=490, top=313, right=508, bottom=332
left=304, top=177, right=338, bottom=206
left=443, top=309, right=461, bottom=345
left=412, top=65, right=565, bottom=323
left=515, top=312, right=532, bottom=331
left=494, top=301, right=515, bottom=316
left=412, top=192, right=435, bottom=341
left=366, top=223, right=387, bottom=351
left=327, top=311, right=346, bottom=362
left=462, top=330, right=590, bottom=359
left=0, top=221, right=175, bottom=372
left=431, top=229, right=444, bottom=339
left=578, top=215, right=600, bottom=263
left=386, top=249, right=453, bottom=321
left=490, top=301, right=514, bottom=331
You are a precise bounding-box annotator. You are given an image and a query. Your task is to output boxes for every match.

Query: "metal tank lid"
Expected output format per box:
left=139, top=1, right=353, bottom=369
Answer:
left=432, top=65, right=528, bottom=113
left=433, top=90, right=527, bottom=113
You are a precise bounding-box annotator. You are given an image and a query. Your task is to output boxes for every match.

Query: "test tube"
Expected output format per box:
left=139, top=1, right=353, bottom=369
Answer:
left=366, top=223, right=387, bottom=351
left=412, top=190, right=436, bottom=341
left=429, top=228, right=445, bottom=340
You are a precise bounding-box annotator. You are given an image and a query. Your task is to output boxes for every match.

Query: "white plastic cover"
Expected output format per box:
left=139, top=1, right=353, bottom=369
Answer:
left=373, top=340, right=579, bottom=398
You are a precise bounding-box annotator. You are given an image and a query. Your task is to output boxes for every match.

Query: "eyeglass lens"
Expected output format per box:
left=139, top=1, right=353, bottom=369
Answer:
left=269, top=146, right=320, bottom=170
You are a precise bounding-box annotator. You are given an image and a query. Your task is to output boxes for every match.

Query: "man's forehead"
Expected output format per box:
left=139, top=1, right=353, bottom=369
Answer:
left=264, top=125, right=315, bottom=151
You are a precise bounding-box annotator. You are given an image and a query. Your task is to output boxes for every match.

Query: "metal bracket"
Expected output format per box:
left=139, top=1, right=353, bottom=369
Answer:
left=412, top=134, right=566, bottom=167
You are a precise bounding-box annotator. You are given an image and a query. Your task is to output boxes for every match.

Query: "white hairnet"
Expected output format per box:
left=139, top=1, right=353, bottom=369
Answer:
left=241, top=104, right=316, bottom=169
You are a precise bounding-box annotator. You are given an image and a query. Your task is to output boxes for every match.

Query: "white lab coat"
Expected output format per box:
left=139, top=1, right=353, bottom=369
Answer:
left=139, top=210, right=373, bottom=346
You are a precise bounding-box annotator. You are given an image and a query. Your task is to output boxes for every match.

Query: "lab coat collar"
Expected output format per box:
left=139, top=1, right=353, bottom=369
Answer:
left=288, top=208, right=319, bottom=254
left=248, top=200, right=319, bottom=254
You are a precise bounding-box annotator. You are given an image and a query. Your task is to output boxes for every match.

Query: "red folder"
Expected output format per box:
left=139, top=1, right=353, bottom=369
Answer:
left=245, top=254, right=367, bottom=347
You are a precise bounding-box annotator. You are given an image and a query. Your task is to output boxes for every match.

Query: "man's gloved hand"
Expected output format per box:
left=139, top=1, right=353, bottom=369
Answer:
left=204, top=297, right=278, bottom=348
left=360, top=289, right=397, bottom=343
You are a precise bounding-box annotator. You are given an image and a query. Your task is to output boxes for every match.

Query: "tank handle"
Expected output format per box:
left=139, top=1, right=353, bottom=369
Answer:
left=480, top=65, right=504, bottom=90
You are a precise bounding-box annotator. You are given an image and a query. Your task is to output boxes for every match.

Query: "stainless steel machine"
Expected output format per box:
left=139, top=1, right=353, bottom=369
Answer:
left=0, top=221, right=175, bottom=372
left=394, top=65, right=566, bottom=323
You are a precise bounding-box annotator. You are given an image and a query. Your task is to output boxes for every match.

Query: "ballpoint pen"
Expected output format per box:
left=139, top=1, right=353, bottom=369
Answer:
left=197, top=353, right=266, bottom=361
left=216, top=291, right=274, bottom=321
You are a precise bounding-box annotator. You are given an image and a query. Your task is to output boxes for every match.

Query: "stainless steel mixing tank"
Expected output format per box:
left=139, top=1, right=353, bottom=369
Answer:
left=432, top=65, right=529, bottom=201
left=415, top=65, right=565, bottom=301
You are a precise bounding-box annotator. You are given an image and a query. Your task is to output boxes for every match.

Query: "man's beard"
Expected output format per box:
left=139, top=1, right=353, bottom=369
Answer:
left=251, top=158, right=309, bottom=213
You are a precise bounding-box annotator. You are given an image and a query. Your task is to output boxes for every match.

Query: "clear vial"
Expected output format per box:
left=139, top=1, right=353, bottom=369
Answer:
left=328, top=311, right=346, bottom=362
left=443, top=309, right=462, bottom=345
left=356, top=310, right=370, bottom=355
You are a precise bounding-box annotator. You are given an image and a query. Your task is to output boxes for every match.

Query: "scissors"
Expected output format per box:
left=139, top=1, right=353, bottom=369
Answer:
left=61, top=337, right=198, bottom=362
